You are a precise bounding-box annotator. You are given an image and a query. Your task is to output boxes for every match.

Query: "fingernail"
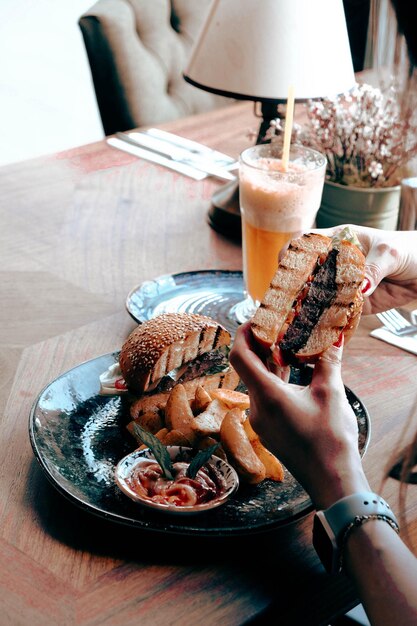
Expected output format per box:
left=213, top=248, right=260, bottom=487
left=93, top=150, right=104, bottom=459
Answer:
left=361, top=277, right=372, bottom=294
left=333, top=333, right=344, bottom=348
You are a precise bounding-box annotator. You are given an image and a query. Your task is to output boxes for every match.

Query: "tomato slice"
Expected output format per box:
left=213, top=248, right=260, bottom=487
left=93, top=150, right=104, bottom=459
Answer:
left=272, top=345, right=288, bottom=367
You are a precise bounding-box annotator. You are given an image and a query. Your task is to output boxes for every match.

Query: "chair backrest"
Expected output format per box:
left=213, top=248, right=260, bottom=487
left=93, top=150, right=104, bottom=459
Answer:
left=79, top=0, right=230, bottom=136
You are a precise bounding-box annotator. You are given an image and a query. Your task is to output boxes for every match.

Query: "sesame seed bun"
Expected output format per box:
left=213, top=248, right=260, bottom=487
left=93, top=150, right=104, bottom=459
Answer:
left=119, top=313, right=231, bottom=395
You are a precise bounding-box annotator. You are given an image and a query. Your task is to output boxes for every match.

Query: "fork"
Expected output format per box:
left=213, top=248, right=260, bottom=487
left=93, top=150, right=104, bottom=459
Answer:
left=376, top=308, right=417, bottom=336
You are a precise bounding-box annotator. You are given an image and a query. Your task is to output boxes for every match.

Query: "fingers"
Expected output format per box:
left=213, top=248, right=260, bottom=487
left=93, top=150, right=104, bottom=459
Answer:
left=362, top=236, right=403, bottom=296
left=361, top=277, right=372, bottom=295
left=230, top=323, right=287, bottom=393
left=310, top=225, right=391, bottom=298
left=230, top=323, right=270, bottom=384
left=267, top=358, right=291, bottom=382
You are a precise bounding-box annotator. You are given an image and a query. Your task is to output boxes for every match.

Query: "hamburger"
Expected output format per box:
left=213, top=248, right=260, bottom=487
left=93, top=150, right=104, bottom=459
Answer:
left=117, top=312, right=240, bottom=418
left=250, top=232, right=366, bottom=366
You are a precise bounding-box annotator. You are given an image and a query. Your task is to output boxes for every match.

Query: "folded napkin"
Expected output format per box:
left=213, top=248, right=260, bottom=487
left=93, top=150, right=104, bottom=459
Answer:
left=370, top=327, right=417, bottom=355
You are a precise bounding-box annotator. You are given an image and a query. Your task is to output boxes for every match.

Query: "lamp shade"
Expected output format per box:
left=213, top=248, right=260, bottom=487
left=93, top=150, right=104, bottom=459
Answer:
left=184, top=0, right=355, bottom=101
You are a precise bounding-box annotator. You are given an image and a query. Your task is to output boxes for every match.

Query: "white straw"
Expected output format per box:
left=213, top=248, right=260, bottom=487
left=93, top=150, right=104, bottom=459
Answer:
left=281, top=85, right=295, bottom=171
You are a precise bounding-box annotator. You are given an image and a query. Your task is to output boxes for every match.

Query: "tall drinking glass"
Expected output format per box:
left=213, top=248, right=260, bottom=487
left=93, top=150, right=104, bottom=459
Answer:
left=231, top=142, right=326, bottom=323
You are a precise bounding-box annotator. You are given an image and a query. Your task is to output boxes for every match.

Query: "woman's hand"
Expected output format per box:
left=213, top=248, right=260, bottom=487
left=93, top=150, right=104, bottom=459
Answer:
left=230, top=323, right=369, bottom=510
left=312, top=225, right=417, bottom=314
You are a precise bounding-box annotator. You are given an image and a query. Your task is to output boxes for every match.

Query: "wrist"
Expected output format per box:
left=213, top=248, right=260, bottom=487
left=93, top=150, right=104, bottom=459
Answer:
left=309, top=457, right=370, bottom=510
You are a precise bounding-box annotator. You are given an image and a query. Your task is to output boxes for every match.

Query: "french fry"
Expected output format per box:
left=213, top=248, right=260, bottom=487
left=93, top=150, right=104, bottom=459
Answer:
left=220, top=408, right=266, bottom=484
left=136, top=410, right=164, bottom=433
left=164, top=383, right=198, bottom=444
left=192, top=399, right=229, bottom=437
left=210, top=388, right=250, bottom=410
left=155, top=427, right=169, bottom=440
left=126, top=410, right=164, bottom=443
left=242, top=417, right=259, bottom=444
left=162, top=429, right=192, bottom=446
left=243, top=419, right=284, bottom=482
left=130, top=391, right=170, bottom=419
left=191, top=385, right=212, bottom=415
left=197, top=436, right=227, bottom=461
left=137, top=427, right=169, bottom=450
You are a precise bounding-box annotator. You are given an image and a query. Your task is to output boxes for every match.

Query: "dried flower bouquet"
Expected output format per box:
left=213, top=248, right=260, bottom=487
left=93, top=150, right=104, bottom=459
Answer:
left=269, top=81, right=417, bottom=188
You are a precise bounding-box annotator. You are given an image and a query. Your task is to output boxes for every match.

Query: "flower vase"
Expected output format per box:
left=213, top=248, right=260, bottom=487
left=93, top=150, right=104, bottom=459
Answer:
left=317, top=181, right=401, bottom=230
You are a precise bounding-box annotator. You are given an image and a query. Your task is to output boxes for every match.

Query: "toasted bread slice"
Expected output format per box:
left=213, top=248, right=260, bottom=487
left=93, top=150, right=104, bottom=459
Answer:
left=294, top=240, right=365, bottom=360
left=251, top=233, right=332, bottom=350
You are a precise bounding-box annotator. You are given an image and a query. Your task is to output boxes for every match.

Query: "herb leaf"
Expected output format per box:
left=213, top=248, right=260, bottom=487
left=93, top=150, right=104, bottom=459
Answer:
left=186, top=443, right=220, bottom=479
left=132, top=423, right=174, bottom=480
left=331, top=226, right=363, bottom=251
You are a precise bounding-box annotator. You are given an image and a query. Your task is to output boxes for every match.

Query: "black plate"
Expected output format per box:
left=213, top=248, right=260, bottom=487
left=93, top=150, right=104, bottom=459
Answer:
left=29, top=352, right=370, bottom=536
left=126, top=270, right=244, bottom=337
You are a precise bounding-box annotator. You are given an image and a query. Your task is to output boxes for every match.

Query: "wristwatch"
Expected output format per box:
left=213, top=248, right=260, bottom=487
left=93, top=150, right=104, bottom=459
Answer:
left=312, top=492, right=399, bottom=574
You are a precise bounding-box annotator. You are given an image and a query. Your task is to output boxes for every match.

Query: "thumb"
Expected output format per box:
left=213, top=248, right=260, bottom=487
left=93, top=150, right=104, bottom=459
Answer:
left=311, top=341, right=344, bottom=388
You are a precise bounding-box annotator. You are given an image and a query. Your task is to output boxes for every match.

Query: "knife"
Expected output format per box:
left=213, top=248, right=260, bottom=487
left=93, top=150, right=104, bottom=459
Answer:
left=146, top=128, right=237, bottom=166
left=116, top=132, right=237, bottom=181
left=107, top=138, right=207, bottom=180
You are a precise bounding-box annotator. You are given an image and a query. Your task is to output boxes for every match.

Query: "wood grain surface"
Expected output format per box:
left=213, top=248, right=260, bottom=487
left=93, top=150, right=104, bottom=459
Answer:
left=1, top=101, right=417, bottom=626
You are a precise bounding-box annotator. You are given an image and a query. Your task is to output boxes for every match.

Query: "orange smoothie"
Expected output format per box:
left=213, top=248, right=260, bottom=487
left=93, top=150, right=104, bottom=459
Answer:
left=239, top=154, right=326, bottom=304
left=242, top=221, right=294, bottom=302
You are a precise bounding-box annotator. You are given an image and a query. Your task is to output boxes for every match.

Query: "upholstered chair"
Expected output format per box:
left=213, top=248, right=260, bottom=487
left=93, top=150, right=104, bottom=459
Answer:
left=79, top=0, right=230, bottom=136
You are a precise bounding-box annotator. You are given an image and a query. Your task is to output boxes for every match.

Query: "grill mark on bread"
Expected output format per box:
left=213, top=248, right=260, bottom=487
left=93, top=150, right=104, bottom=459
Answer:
left=213, top=324, right=222, bottom=349
left=198, top=328, right=206, bottom=355
left=259, top=302, right=279, bottom=310
left=339, top=281, right=361, bottom=287
left=332, top=300, right=355, bottom=308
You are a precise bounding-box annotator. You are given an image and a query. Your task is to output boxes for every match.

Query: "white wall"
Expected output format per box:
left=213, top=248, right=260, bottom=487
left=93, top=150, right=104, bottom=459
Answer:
left=0, top=0, right=104, bottom=166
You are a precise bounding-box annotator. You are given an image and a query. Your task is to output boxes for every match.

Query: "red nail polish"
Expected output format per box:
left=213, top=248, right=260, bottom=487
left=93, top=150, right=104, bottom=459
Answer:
left=361, top=278, right=371, bottom=294
left=333, top=333, right=344, bottom=347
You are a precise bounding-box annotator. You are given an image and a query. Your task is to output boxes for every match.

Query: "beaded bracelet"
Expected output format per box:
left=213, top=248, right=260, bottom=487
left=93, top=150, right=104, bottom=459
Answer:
left=339, top=513, right=400, bottom=572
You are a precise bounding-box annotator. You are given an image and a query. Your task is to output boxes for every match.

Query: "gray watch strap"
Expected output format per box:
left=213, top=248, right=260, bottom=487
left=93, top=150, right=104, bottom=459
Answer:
left=321, top=492, right=398, bottom=545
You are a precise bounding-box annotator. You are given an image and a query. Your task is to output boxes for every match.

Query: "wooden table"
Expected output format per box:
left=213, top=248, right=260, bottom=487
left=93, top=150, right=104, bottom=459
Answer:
left=1, top=102, right=417, bottom=626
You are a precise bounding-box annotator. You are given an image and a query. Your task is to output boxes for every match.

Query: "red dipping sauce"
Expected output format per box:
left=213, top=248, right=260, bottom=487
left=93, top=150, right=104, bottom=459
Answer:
left=126, top=460, right=227, bottom=507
